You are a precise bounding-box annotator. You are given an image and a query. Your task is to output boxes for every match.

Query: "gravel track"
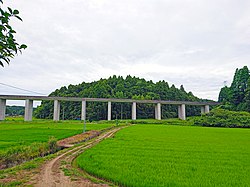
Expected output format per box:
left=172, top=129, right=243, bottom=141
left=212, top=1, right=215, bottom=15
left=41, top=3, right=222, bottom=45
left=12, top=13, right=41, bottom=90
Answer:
left=33, top=127, right=124, bottom=187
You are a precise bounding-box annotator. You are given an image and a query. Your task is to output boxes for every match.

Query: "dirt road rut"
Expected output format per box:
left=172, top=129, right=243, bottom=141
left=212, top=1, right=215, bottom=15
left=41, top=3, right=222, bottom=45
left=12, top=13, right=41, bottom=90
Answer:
left=33, top=127, right=124, bottom=187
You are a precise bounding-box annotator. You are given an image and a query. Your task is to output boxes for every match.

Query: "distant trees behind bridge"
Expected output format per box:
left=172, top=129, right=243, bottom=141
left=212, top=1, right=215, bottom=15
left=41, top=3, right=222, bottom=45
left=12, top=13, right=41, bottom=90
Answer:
left=35, top=76, right=206, bottom=120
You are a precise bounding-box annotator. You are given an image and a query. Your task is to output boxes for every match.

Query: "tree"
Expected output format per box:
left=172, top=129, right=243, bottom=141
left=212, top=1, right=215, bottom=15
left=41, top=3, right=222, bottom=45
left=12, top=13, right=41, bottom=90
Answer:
left=218, top=66, right=250, bottom=111
left=218, top=86, right=231, bottom=102
left=35, top=76, right=202, bottom=120
left=230, top=66, right=249, bottom=105
left=245, top=77, right=250, bottom=112
left=0, top=0, right=27, bottom=67
left=180, top=85, right=185, bottom=92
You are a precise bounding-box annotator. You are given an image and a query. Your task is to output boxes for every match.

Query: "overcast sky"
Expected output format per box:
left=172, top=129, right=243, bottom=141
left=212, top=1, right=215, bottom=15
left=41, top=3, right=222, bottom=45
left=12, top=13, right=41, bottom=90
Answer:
left=1, top=0, right=250, bottom=106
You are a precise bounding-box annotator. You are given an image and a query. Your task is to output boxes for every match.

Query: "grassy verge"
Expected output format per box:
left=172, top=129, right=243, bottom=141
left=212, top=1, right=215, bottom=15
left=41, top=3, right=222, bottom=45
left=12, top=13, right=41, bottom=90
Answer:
left=77, top=125, right=250, bottom=187
left=0, top=136, right=59, bottom=169
left=0, top=153, right=56, bottom=186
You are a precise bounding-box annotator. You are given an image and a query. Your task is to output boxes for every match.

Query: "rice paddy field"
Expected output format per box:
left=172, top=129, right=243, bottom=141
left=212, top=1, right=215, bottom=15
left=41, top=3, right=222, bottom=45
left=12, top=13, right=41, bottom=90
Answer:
left=77, top=125, right=250, bottom=187
left=0, top=119, right=113, bottom=151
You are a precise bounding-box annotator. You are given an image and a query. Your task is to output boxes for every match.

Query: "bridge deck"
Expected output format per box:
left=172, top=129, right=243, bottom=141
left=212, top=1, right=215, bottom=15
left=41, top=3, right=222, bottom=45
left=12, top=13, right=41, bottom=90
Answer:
left=0, top=95, right=219, bottom=106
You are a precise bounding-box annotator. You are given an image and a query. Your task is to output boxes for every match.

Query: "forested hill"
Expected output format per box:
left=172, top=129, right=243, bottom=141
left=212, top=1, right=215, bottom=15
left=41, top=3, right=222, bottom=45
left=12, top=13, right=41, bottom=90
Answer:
left=35, top=75, right=204, bottom=120
left=219, top=66, right=250, bottom=112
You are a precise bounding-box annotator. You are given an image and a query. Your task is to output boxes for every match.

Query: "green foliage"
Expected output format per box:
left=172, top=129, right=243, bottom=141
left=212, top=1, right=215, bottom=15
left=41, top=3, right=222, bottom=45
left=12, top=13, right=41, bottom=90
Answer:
left=193, top=108, right=250, bottom=128
left=219, top=66, right=250, bottom=111
left=77, top=125, right=250, bottom=187
left=218, top=86, right=231, bottom=103
left=6, top=106, right=25, bottom=116
left=0, top=1, right=27, bottom=67
left=245, top=77, right=250, bottom=111
left=35, top=76, right=203, bottom=120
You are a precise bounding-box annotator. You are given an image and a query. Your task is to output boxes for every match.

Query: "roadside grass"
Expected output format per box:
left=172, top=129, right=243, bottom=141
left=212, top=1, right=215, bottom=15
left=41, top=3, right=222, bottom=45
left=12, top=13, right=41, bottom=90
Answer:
left=77, top=125, right=250, bottom=187
left=0, top=145, right=70, bottom=186
left=0, top=150, right=56, bottom=186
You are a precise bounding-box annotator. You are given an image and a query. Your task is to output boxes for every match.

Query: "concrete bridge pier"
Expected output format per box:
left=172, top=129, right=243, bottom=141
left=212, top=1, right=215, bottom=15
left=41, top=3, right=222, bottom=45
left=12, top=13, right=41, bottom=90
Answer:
left=178, top=104, right=186, bottom=120
left=0, top=99, right=6, bottom=120
left=24, top=99, right=33, bottom=121
left=53, top=100, right=60, bottom=121
left=155, top=103, right=161, bottom=120
left=81, top=100, right=86, bottom=121
left=132, top=102, right=136, bottom=120
left=201, top=105, right=210, bottom=114
left=155, top=105, right=158, bottom=119
left=108, top=101, right=111, bottom=120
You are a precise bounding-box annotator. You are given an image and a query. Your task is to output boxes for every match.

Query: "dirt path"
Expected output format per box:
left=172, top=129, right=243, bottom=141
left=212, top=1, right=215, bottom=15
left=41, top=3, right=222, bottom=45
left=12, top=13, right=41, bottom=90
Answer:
left=32, top=127, right=125, bottom=187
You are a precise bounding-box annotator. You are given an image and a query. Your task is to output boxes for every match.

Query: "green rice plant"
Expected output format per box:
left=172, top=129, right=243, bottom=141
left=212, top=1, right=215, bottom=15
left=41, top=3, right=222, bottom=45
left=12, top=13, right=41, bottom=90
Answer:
left=77, top=125, right=250, bottom=187
left=0, top=120, right=114, bottom=169
left=0, top=120, right=114, bottom=150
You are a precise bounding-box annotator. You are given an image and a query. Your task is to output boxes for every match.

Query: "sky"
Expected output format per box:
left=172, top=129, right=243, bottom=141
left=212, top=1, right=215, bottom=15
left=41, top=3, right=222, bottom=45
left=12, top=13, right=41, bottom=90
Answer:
left=1, top=0, right=250, bottom=106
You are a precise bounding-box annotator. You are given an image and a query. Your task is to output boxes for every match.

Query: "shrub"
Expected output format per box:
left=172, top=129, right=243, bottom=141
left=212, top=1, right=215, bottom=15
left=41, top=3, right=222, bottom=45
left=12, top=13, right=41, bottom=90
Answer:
left=193, top=109, right=250, bottom=128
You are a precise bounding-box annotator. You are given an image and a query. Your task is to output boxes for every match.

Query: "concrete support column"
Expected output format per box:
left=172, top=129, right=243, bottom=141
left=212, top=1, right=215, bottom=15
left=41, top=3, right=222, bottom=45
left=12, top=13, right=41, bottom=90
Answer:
left=53, top=100, right=60, bottom=121
left=201, top=106, right=205, bottom=114
left=132, top=102, right=136, bottom=120
left=157, top=103, right=161, bottom=120
left=24, top=99, right=33, bottom=121
left=205, top=105, right=210, bottom=113
left=178, top=104, right=186, bottom=120
left=155, top=105, right=158, bottom=119
left=0, top=99, right=6, bottom=121
left=108, top=101, right=111, bottom=121
left=81, top=100, right=86, bottom=121
left=201, top=105, right=210, bottom=114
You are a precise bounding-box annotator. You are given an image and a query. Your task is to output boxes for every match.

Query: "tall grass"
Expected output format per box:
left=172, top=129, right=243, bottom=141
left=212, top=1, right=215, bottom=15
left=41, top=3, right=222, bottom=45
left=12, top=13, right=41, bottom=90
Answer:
left=0, top=137, right=59, bottom=169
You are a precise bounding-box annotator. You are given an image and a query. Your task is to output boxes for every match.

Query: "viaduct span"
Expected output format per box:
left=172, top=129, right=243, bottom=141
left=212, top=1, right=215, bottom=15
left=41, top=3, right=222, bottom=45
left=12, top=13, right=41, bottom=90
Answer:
left=0, top=95, right=219, bottom=121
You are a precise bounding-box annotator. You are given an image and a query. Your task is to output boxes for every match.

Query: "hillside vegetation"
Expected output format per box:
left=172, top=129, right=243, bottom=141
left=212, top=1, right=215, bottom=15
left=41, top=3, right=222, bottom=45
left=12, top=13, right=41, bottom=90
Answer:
left=219, top=66, right=250, bottom=111
left=35, top=76, right=205, bottom=120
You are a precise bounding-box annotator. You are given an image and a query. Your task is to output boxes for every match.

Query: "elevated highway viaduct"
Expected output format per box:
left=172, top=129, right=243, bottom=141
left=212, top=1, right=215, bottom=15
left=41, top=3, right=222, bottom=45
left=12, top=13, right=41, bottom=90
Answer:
left=0, top=95, right=219, bottom=121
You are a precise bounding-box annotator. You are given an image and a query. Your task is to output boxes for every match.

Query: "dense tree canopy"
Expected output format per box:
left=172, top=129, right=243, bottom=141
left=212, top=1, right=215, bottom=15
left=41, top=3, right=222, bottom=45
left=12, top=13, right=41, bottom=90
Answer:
left=6, top=106, right=24, bottom=116
left=0, top=1, right=27, bottom=67
left=219, top=66, right=250, bottom=112
left=35, top=76, right=205, bottom=120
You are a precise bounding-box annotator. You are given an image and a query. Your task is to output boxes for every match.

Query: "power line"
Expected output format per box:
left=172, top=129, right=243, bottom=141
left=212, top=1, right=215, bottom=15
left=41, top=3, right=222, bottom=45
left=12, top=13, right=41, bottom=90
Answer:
left=0, top=82, right=47, bottom=95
